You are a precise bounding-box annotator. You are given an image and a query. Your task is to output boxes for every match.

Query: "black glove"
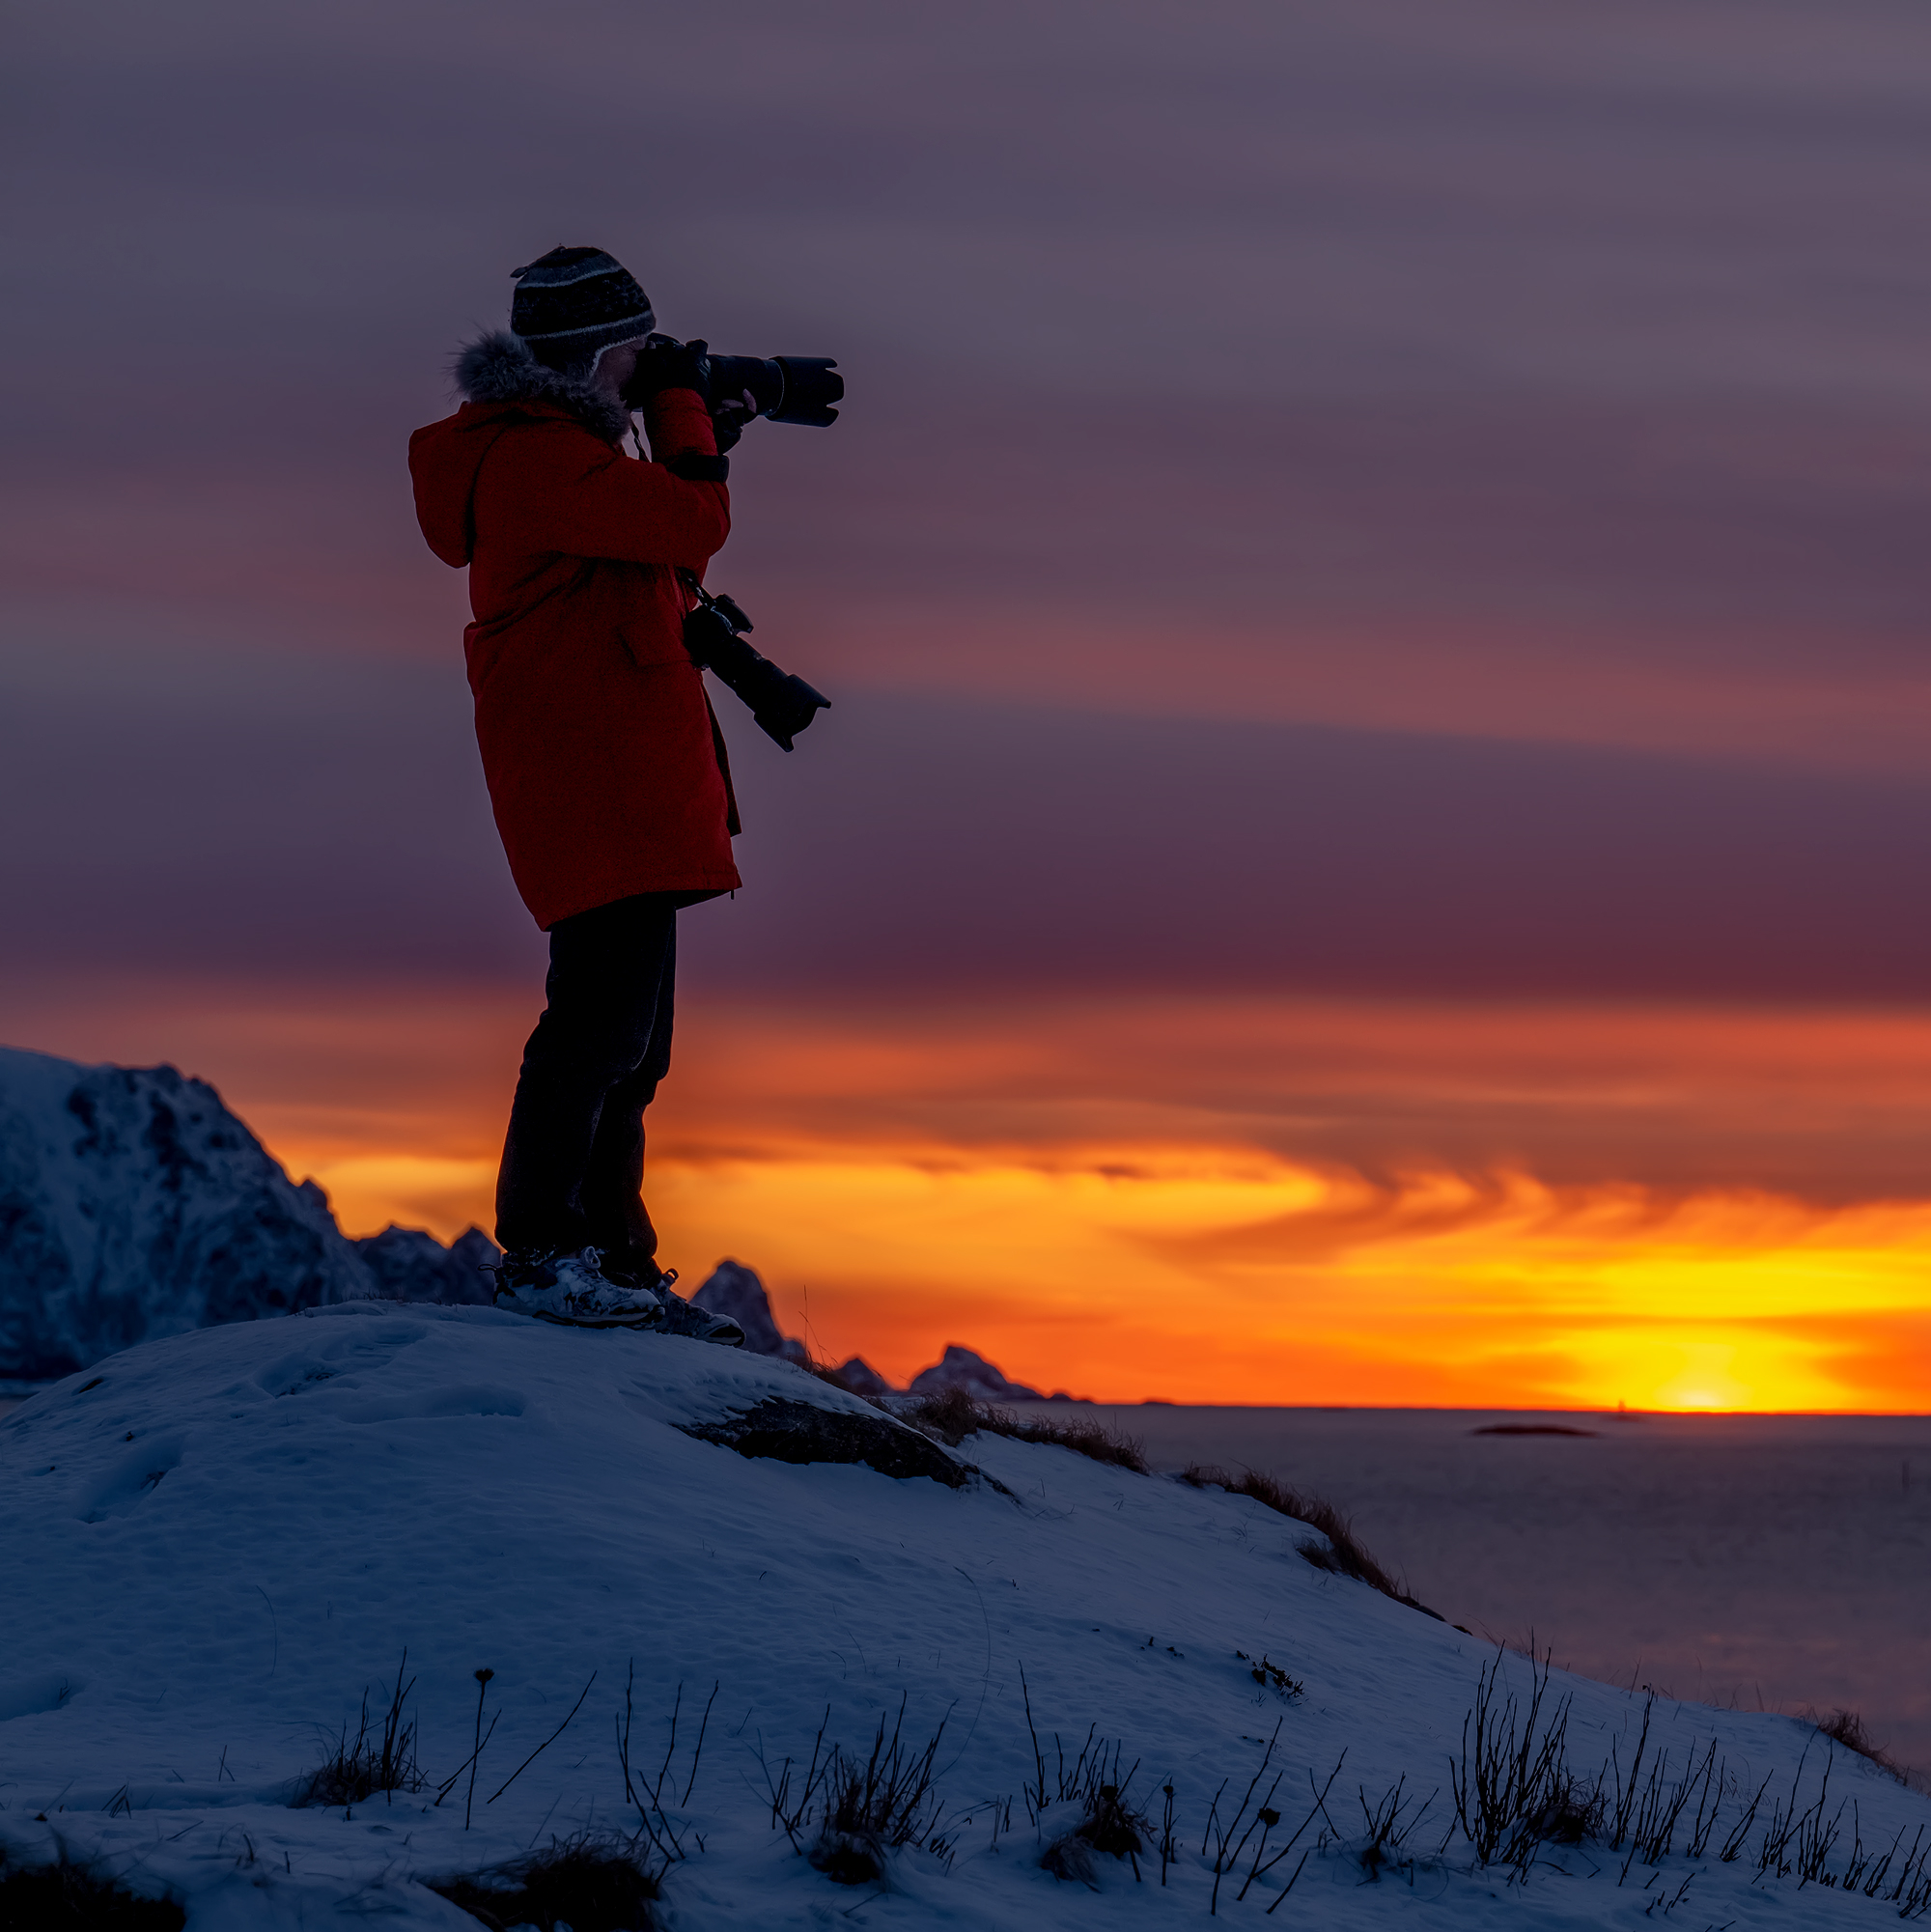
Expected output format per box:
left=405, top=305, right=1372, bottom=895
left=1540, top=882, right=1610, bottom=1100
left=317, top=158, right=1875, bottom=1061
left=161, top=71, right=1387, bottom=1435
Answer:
left=621, top=334, right=711, bottom=408
left=709, top=389, right=760, bottom=455
left=666, top=451, right=729, bottom=483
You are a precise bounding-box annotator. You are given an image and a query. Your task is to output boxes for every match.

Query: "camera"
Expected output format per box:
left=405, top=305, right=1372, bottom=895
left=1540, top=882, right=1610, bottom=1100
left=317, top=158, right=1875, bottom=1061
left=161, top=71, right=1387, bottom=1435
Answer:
left=680, top=577, right=829, bottom=753
left=640, top=339, right=840, bottom=749
left=624, top=337, right=843, bottom=429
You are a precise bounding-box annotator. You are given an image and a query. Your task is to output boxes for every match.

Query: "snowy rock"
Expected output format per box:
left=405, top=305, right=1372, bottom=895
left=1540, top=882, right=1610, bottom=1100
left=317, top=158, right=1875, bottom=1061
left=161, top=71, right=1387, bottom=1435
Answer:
left=907, top=1342, right=1041, bottom=1402
left=692, top=1257, right=810, bottom=1364
left=2, top=1305, right=1919, bottom=1928
left=683, top=1393, right=968, bottom=1486
left=354, top=1224, right=500, bottom=1305
left=0, top=1046, right=372, bottom=1383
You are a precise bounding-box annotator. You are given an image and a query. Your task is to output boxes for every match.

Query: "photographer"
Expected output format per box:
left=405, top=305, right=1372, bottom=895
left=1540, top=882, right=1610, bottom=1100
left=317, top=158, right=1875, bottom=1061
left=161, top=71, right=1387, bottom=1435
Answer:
left=408, top=244, right=746, bottom=1341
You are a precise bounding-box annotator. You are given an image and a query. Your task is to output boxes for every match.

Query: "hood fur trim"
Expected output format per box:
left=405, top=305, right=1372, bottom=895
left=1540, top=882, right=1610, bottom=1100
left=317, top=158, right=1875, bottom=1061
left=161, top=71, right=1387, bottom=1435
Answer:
left=453, top=330, right=632, bottom=444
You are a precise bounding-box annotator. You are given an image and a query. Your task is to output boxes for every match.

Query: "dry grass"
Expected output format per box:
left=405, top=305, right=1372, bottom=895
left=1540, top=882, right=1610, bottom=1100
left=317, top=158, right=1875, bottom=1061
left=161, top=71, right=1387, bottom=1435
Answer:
left=292, top=1654, right=424, bottom=1808
left=809, top=1705, right=948, bottom=1885
left=1042, top=1782, right=1150, bottom=1888
left=1808, top=1707, right=1910, bottom=1785
left=0, top=1845, right=184, bottom=1930
left=896, top=1388, right=1149, bottom=1472
left=890, top=1401, right=1438, bottom=1620
left=1181, top=1465, right=1441, bottom=1616
left=431, top=1837, right=660, bottom=1932
left=759, top=1698, right=950, bottom=1887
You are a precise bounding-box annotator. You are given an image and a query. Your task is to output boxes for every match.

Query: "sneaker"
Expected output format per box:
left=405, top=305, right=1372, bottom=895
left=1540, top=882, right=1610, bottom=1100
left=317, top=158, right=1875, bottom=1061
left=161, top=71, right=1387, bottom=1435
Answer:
left=601, top=1255, right=681, bottom=1296
left=490, top=1246, right=664, bottom=1330
left=656, top=1286, right=747, bottom=1348
left=604, top=1257, right=745, bottom=1348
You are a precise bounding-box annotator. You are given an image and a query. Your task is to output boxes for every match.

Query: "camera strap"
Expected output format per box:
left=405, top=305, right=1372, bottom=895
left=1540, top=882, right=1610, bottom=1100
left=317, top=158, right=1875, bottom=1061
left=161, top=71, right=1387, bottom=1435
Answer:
left=677, top=570, right=753, bottom=636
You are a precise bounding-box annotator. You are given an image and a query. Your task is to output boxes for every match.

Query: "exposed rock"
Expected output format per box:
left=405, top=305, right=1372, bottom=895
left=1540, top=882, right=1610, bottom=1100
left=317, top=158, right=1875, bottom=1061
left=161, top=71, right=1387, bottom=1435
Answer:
left=679, top=1396, right=971, bottom=1487
left=907, top=1343, right=1041, bottom=1403
left=354, top=1224, right=500, bottom=1305
left=691, top=1258, right=809, bottom=1364
left=823, top=1355, right=895, bottom=1396
left=0, top=1047, right=372, bottom=1383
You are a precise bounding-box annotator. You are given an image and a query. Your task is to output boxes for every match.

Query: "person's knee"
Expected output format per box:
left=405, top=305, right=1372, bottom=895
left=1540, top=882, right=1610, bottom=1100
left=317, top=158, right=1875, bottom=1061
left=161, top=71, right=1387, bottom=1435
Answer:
left=518, top=1007, right=658, bottom=1086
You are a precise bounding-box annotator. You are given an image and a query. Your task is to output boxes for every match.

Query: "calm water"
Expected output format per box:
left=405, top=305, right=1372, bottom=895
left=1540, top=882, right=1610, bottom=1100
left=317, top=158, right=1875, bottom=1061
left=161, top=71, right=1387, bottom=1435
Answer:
left=8, top=1390, right=1925, bottom=1775
left=1085, top=1406, right=1931, bottom=1781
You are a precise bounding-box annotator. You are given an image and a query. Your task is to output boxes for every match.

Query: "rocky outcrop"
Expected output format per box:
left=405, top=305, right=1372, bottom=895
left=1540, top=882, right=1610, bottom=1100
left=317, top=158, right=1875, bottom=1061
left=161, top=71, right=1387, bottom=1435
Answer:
left=821, top=1355, right=894, bottom=1396
left=354, top=1224, right=500, bottom=1305
left=678, top=1396, right=972, bottom=1488
left=691, top=1259, right=810, bottom=1364
left=0, top=1048, right=373, bottom=1383
left=907, top=1344, right=1043, bottom=1402
left=688, top=1266, right=911, bottom=1397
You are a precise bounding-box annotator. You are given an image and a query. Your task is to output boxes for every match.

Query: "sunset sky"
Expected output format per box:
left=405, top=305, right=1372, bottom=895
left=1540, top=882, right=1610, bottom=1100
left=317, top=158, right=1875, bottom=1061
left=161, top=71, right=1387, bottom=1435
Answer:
left=6, top=0, right=1929, bottom=1410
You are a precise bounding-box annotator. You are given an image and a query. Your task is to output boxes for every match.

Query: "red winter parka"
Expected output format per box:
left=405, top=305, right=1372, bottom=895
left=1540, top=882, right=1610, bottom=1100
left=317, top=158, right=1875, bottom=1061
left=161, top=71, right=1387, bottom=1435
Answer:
left=407, top=331, right=741, bottom=928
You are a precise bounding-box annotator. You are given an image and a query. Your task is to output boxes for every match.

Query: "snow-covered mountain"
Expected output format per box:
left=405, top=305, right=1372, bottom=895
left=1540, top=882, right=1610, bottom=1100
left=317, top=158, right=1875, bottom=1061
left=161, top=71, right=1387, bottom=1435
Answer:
left=688, top=1261, right=898, bottom=1395
left=692, top=1258, right=812, bottom=1363
left=354, top=1223, right=499, bottom=1306
left=0, top=1049, right=516, bottom=1383
left=0, top=1047, right=374, bottom=1383
left=909, top=1341, right=1045, bottom=1401
left=1, top=1307, right=1921, bottom=1928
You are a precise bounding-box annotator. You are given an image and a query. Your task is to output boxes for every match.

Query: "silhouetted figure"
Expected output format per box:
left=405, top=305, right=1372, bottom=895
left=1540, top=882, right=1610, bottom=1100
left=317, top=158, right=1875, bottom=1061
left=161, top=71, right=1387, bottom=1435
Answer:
left=408, top=245, right=744, bottom=1340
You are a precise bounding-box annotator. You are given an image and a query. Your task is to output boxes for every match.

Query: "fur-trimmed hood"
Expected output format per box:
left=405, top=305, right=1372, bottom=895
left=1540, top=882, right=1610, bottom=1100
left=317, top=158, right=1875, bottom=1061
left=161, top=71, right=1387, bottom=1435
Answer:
left=454, top=330, right=632, bottom=445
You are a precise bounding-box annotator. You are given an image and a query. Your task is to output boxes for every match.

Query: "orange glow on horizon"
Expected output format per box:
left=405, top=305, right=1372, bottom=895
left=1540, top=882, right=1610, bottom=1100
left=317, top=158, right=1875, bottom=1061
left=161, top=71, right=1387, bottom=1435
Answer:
left=7, top=975, right=1929, bottom=1414
left=294, top=1136, right=1931, bottom=1414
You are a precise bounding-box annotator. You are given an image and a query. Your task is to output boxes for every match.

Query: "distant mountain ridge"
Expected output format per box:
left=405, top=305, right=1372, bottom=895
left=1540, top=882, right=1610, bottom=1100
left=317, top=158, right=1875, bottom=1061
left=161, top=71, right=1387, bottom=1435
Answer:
left=0, top=1047, right=1079, bottom=1400
left=354, top=1222, right=498, bottom=1307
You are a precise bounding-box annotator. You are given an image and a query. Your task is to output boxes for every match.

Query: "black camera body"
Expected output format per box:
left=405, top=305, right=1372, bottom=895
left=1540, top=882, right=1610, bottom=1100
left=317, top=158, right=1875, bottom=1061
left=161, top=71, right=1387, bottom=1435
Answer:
left=680, top=577, right=829, bottom=753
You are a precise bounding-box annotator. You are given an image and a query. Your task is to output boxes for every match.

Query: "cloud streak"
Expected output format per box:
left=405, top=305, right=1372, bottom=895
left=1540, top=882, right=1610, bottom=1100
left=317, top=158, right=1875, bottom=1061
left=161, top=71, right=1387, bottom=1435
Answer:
left=7, top=1, right=1931, bottom=1406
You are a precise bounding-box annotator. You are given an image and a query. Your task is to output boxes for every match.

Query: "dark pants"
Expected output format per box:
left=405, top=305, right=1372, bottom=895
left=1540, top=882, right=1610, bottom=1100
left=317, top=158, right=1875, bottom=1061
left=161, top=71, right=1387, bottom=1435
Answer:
left=494, top=892, right=679, bottom=1265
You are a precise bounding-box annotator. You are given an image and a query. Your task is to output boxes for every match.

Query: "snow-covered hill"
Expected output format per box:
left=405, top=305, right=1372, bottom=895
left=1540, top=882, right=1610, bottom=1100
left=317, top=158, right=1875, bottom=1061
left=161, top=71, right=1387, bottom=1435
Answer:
left=1, top=1306, right=1923, bottom=1928
left=0, top=1047, right=374, bottom=1383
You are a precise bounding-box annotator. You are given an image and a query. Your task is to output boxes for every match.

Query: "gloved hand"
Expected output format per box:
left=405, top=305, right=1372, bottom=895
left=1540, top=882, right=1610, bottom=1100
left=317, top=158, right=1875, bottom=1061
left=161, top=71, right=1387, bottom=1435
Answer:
left=710, top=388, right=760, bottom=454
left=621, top=335, right=711, bottom=408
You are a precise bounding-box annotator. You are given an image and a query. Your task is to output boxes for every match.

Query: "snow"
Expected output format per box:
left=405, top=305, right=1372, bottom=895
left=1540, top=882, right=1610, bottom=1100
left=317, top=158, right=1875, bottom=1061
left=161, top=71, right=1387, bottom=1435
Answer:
left=2, top=1303, right=1925, bottom=1928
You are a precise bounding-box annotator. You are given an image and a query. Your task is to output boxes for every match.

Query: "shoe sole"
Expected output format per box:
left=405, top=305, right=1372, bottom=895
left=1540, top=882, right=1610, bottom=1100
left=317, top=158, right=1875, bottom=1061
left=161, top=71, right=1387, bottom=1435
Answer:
left=659, top=1319, right=747, bottom=1347
left=527, top=1309, right=664, bottom=1330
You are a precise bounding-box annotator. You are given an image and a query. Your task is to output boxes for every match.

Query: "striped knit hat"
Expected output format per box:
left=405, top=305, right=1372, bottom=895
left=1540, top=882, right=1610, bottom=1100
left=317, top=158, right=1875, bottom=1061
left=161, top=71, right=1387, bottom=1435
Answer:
left=509, top=245, right=656, bottom=374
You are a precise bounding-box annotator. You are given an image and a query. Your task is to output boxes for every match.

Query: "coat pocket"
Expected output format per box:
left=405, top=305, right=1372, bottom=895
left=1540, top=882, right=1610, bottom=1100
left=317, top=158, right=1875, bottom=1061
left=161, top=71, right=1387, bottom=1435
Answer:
left=613, top=565, right=698, bottom=668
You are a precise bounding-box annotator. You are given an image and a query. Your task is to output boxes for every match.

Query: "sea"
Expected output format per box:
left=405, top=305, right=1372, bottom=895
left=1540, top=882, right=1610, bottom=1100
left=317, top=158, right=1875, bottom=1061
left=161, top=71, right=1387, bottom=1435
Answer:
left=6, top=1388, right=1925, bottom=1779
left=1096, top=1405, right=1931, bottom=1784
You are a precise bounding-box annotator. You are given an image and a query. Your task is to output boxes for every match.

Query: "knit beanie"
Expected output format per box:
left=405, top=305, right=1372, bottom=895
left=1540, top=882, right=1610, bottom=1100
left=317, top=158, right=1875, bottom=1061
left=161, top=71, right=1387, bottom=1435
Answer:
left=509, top=245, right=656, bottom=375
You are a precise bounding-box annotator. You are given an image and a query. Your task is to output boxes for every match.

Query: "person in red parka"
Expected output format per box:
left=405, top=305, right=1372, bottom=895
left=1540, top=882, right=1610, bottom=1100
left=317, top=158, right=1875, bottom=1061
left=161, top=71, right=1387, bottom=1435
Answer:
left=408, top=244, right=745, bottom=1341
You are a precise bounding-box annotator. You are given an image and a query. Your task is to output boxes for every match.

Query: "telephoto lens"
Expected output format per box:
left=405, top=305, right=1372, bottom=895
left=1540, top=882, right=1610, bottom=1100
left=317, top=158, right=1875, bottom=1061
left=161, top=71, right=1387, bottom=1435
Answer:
left=624, top=339, right=843, bottom=428
left=682, top=596, right=830, bottom=752
left=707, top=354, right=843, bottom=427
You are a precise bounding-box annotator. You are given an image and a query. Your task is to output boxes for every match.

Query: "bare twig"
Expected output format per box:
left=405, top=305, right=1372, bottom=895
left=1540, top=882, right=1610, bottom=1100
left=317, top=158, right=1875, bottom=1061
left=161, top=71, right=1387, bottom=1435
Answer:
left=488, top=1671, right=597, bottom=1805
